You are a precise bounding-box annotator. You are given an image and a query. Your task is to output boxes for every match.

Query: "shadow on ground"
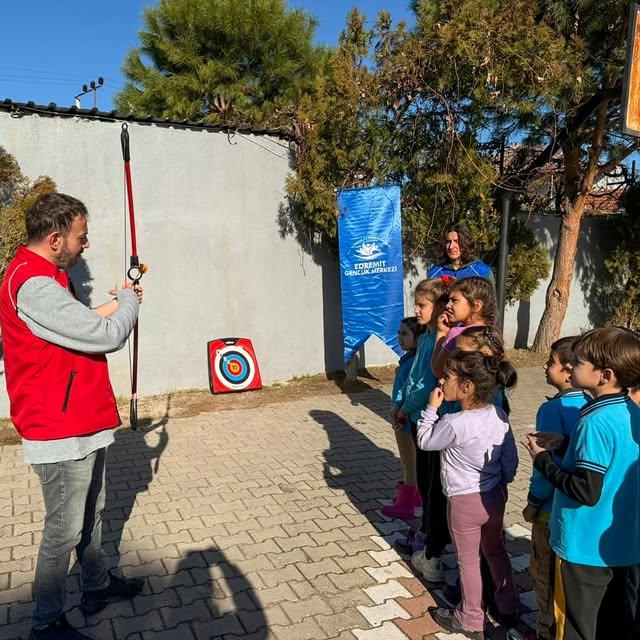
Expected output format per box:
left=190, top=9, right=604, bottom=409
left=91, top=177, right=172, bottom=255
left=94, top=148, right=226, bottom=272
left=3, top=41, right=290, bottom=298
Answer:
left=102, top=399, right=171, bottom=563
left=163, top=547, right=268, bottom=639
left=310, top=387, right=541, bottom=640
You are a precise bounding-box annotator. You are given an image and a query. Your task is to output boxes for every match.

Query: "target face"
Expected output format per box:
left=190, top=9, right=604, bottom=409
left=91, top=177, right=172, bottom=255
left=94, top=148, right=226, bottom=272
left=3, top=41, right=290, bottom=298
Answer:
left=214, top=346, right=255, bottom=390
left=208, top=337, right=262, bottom=394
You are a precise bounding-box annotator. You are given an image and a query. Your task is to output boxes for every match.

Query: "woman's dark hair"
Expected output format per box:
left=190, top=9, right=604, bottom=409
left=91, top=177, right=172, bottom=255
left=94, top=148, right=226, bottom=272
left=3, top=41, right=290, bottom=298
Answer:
left=401, top=316, right=425, bottom=342
left=438, top=223, right=476, bottom=265
left=550, top=336, right=579, bottom=367
left=26, top=193, right=88, bottom=243
left=446, top=351, right=517, bottom=403
left=449, top=276, right=497, bottom=325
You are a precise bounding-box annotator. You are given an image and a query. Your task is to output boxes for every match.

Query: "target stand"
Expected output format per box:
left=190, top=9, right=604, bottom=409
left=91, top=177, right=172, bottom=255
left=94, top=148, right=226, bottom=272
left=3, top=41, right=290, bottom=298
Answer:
left=207, top=338, right=263, bottom=394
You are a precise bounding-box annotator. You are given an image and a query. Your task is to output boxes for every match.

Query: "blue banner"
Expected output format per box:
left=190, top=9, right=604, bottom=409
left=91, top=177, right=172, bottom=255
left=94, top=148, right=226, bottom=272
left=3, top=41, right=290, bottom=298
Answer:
left=337, top=184, right=404, bottom=363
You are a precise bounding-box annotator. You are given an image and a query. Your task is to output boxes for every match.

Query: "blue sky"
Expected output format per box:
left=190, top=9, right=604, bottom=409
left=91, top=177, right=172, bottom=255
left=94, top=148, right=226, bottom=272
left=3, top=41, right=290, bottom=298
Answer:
left=0, top=1, right=414, bottom=110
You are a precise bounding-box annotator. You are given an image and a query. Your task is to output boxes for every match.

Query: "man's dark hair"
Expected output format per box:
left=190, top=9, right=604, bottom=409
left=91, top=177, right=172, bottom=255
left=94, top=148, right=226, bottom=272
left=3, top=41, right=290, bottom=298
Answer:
left=26, top=193, right=88, bottom=243
left=438, top=223, right=476, bottom=265
left=550, top=336, right=578, bottom=367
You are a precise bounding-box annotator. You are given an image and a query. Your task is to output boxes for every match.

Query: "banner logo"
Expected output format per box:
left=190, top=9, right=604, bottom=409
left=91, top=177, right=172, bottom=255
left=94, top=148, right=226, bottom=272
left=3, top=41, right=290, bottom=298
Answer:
left=353, top=237, right=385, bottom=261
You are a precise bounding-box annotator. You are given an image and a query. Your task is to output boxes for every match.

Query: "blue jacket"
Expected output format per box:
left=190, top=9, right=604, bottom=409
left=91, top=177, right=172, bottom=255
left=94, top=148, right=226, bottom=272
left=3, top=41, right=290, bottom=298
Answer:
left=527, top=389, right=589, bottom=514
left=427, top=259, right=494, bottom=282
left=400, top=331, right=438, bottom=424
left=391, top=352, right=416, bottom=407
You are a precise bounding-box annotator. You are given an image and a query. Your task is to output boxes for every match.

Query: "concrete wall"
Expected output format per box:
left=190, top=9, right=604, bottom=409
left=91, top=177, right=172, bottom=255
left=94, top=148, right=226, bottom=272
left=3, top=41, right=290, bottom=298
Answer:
left=0, top=111, right=417, bottom=418
left=0, top=111, right=617, bottom=419
left=502, top=215, right=617, bottom=348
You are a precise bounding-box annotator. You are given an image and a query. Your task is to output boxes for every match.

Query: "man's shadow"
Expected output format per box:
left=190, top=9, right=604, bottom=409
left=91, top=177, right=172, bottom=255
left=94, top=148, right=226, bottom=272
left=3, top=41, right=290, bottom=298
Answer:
left=163, top=547, right=268, bottom=638
left=102, top=397, right=171, bottom=562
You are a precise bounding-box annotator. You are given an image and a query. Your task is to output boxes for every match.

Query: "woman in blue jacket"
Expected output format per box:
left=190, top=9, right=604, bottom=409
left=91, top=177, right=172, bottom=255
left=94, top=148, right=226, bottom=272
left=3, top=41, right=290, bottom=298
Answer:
left=427, top=223, right=494, bottom=282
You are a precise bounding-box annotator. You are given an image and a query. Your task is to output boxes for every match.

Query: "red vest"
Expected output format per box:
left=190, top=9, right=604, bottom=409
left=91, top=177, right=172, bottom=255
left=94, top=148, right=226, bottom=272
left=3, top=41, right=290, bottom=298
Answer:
left=0, top=245, right=120, bottom=440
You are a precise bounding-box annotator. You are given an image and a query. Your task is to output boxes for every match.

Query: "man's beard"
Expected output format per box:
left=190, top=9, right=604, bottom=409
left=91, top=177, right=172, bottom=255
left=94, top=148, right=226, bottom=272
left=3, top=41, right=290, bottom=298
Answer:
left=56, top=242, right=81, bottom=269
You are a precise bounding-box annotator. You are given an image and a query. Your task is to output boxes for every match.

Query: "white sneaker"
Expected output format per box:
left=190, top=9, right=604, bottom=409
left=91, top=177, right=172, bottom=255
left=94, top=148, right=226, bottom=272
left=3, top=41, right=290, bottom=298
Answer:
left=411, top=549, right=444, bottom=582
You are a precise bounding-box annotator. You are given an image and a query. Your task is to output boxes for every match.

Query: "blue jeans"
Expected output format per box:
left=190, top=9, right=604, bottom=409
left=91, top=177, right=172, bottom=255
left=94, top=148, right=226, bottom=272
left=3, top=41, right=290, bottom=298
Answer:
left=31, top=448, right=109, bottom=628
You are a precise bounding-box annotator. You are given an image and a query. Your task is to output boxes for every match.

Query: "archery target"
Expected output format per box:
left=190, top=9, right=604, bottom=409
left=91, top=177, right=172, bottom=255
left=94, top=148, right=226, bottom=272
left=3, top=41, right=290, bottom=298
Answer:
left=208, top=338, right=263, bottom=394
left=215, top=347, right=254, bottom=389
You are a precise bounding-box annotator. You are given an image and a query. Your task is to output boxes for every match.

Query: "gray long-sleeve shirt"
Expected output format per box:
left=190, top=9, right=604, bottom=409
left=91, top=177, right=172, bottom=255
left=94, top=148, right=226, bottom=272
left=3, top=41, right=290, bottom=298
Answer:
left=16, top=276, right=139, bottom=464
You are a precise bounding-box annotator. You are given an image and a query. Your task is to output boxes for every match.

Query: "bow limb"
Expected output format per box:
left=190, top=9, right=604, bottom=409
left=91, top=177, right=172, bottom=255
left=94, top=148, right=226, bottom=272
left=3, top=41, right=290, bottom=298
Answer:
left=120, top=123, right=147, bottom=430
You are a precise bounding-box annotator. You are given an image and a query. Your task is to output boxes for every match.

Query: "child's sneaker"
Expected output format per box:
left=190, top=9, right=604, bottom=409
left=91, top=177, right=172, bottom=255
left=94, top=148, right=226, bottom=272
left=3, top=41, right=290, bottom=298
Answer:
left=393, top=529, right=425, bottom=555
left=411, top=548, right=443, bottom=582
left=428, top=607, right=484, bottom=639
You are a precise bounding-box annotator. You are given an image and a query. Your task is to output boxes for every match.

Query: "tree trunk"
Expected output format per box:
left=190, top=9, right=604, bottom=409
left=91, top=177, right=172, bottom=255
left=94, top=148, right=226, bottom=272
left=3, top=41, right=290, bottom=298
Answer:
left=532, top=198, right=584, bottom=352
left=531, top=85, right=612, bottom=353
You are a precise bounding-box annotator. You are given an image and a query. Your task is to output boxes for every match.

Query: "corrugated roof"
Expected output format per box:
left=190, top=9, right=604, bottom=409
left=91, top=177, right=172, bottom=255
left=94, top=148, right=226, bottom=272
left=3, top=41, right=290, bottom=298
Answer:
left=0, top=99, right=293, bottom=141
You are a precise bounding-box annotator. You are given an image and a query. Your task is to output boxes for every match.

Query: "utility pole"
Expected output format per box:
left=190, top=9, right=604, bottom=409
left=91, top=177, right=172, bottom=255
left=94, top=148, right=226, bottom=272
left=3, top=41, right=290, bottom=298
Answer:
left=496, top=190, right=512, bottom=333
left=74, top=77, right=104, bottom=109
left=496, top=137, right=511, bottom=332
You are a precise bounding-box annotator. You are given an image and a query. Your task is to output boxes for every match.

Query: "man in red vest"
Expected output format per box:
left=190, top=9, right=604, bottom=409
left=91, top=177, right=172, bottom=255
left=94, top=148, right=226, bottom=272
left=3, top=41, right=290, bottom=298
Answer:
left=0, top=193, right=144, bottom=640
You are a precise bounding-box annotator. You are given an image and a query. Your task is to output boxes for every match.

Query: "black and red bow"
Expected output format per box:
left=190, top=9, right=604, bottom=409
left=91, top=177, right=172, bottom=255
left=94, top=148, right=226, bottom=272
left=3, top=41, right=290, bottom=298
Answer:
left=120, top=123, right=147, bottom=430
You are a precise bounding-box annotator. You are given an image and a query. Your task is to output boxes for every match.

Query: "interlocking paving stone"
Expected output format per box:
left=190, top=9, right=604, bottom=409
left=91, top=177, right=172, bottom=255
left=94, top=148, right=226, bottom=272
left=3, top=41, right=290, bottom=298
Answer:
left=353, top=620, right=411, bottom=639
left=357, top=600, right=411, bottom=626
left=0, top=367, right=547, bottom=639
left=394, top=613, right=444, bottom=639
left=364, top=580, right=412, bottom=605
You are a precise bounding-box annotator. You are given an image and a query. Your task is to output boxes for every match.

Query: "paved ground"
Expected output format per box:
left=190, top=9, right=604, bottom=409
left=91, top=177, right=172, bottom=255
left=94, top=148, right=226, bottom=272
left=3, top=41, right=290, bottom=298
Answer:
left=0, top=366, right=547, bottom=640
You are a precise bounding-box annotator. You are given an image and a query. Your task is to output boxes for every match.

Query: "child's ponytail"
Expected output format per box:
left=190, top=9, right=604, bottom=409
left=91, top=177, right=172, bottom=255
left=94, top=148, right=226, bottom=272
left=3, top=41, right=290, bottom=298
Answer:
left=446, top=351, right=517, bottom=404
left=494, top=358, right=517, bottom=393
left=459, top=325, right=505, bottom=359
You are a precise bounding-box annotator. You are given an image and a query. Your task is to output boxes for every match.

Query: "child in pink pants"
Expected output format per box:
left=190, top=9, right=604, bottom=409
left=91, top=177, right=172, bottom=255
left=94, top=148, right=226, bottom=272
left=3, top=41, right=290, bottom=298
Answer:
left=417, top=351, right=519, bottom=640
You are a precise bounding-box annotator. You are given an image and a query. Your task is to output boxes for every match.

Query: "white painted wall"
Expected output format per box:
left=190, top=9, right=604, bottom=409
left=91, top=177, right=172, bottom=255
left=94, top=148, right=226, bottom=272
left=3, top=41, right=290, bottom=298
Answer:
left=0, top=111, right=617, bottom=419
left=502, top=215, right=617, bottom=348
left=0, top=112, right=415, bottom=418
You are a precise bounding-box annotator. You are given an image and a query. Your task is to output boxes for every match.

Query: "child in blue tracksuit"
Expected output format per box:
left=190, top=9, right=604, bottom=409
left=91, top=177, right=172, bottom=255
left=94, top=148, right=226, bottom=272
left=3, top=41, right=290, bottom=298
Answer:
left=522, top=337, right=588, bottom=640
left=525, top=327, right=640, bottom=640
left=384, top=316, right=424, bottom=519
left=393, top=278, right=449, bottom=575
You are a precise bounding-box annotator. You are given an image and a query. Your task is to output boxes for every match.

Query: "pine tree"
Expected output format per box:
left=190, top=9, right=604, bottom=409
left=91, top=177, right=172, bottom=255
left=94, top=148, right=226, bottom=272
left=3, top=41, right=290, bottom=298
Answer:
left=116, top=0, right=324, bottom=128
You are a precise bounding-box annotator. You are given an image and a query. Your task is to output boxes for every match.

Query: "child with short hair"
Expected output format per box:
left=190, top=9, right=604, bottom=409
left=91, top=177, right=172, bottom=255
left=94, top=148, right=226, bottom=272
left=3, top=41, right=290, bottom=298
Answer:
left=524, top=327, right=640, bottom=640
left=522, top=336, right=588, bottom=640
left=383, top=317, right=425, bottom=519
left=418, top=351, right=520, bottom=640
